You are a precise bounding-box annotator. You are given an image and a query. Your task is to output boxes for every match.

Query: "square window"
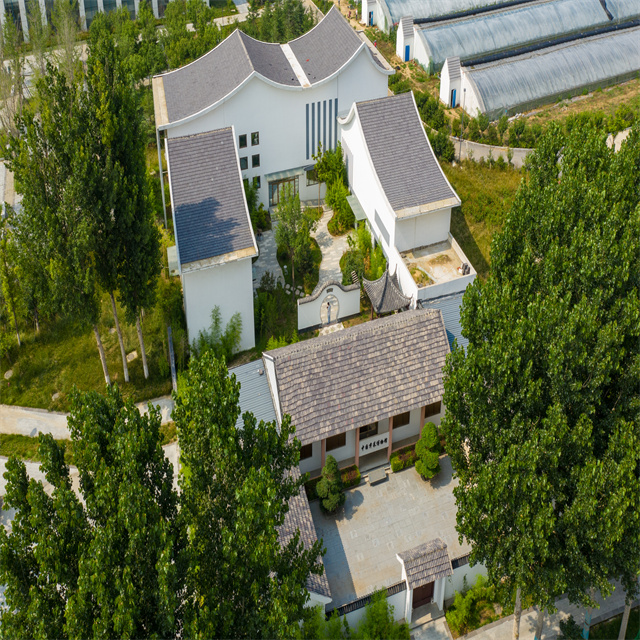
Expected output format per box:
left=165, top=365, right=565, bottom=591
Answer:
left=424, top=401, right=442, bottom=418
left=251, top=131, right=259, bottom=146
left=240, top=157, right=248, bottom=170
left=239, top=134, right=247, bottom=148
left=300, top=443, right=313, bottom=460
left=393, top=411, right=411, bottom=429
left=306, top=168, right=319, bottom=186
left=252, top=154, right=260, bottom=168
left=326, top=432, right=346, bottom=451
left=242, top=178, right=249, bottom=188
left=359, top=422, right=378, bottom=440
left=253, top=176, right=261, bottom=189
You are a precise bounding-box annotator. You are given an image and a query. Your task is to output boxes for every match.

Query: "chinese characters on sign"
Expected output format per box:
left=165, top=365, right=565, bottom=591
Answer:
left=360, top=434, right=389, bottom=455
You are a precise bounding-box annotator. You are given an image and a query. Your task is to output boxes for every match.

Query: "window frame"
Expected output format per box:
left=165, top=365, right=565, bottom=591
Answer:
left=240, top=156, right=248, bottom=171
left=300, top=443, right=313, bottom=460
left=239, top=134, right=247, bottom=149
left=252, top=154, right=260, bottom=168
left=392, top=411, right=411, bottom=429
left=326, top=432, right=346, bottom=451
left=359, top=422, right=378, bottom=440
left=424, top=401, right=442, bottom=418
left=306, top=168, right=319, bottom=186
left=251, top=131, right=259, bottom=146
left=253, top=176, right=261, bottom=189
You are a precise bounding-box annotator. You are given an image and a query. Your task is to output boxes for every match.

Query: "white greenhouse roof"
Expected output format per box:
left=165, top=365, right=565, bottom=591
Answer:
left=416, top=0, right=619, bottom=70
left=466, top=26, right=640, bottom=119
left=383, top=0, right=515, bottom=24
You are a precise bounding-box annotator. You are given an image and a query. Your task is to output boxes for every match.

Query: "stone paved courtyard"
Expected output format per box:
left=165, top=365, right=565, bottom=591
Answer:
left=310, top=456, right=470, bottom=609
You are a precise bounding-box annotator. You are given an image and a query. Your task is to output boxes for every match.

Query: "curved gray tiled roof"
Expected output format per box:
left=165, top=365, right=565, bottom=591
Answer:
left=363, top=268, right=412, bottom=314
left=356, top=92, right=458, bottom=212
left=159, top=7, right=362, bottom=123
left=398, top=538, right=452, bottom=588
left=267, top=309, right=450, bottom=445
left=167, top=128, right=256, bottom=265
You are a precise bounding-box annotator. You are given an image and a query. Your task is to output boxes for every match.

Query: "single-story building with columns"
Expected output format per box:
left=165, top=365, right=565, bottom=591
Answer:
left=263, top=308, right=449, bottom=478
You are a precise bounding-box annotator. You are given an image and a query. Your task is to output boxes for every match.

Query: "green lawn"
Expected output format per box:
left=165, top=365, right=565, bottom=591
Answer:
left=0, top=434, right=74, bottom=464
left=441, top=160, right=524, bottom=280
left=590, top=607, right=640, bottom=640
left=0, top=294, right=173, bottom=412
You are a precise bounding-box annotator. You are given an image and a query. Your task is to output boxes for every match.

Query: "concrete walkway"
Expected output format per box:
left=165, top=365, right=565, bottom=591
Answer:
left=412, top=582, right=637, bottom=640
left=311, top=206, right=350, bottom=288
left=0, top=396, right=174, bottom=441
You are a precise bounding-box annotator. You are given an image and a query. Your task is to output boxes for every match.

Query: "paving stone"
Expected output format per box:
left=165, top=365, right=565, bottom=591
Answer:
left=4, top=369, right=12, bottom=380
left=126, top=351, right=138, bottom=362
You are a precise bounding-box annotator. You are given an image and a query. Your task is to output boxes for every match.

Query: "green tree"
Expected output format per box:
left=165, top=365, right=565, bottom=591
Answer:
left=414, top=422, right=441, bottom=480
left=9, top=64, right=112, bottom=384
left=27, top=0, right=51, bottom=78
left=136, top=0, right=167, bottom=80
left=273, top=185, right=316, bottom=285
left=442, top=121, right=640, bottom=640
left=0, top=217, right=24, bottom=347
left=316, top=454, right=345, bottom=513
left=174, top=350, right=324, bottom=637
left=0, top=386, right=179, bottom=638
left=52, top=0, right=80, bottom=84
left=0, top=16, right=25, bottom=138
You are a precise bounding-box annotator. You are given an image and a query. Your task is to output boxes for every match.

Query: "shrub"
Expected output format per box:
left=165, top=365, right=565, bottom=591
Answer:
left=192, top=306, right=242, bottom=360
left=428, top=129, right=455, bottom=162
left=559, top=615, right=583, bottom=640
left=390, top=444, right=418, bottom=472
left=415, top=422, right=441, bottom=480
left=445, top=575, right=497, bottom=637
left=316, top=455, right=345, bottom=513
left=341, top=464, right=361, bottom=489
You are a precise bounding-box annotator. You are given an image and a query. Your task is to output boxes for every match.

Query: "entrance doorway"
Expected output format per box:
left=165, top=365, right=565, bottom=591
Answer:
left=405, top=45, right=410, bottom=62
left=413, top=581, right=434, bottom=609
left=269, top=176, right=299, bottom=206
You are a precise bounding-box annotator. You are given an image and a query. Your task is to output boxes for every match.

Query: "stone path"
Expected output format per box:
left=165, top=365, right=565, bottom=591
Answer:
left=252, top=226, right=285, bottom=291
left=411, top=582, right=637, bottom=640
left=311, top=207, right=351, bottom=289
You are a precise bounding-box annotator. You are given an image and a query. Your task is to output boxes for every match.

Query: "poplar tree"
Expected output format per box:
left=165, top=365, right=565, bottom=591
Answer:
left=442, top=122, right=640, bottom=640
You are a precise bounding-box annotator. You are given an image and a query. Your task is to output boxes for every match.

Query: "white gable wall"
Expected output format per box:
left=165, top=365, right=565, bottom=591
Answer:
left=165, top=47, right=389, bottom=207
left=394, top=208, right=452, bottom=253
left=439, top=58, right=462, bottom=107
left=396, top=22, right=415, bottom=62
left=182, top=257, right=256, bottom=352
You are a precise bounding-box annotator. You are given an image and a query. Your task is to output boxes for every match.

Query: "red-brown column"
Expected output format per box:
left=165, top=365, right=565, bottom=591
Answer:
left=420, top=405, right=426, bottom=430
left=321, top=438, right=326, bottom=469
left=355, top=427, right=360, bottom=467
left=387, top=417, right=393, bottom=460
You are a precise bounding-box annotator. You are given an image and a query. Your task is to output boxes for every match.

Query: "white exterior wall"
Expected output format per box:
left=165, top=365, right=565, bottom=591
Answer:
left=307, top=590, right=332, bottom=610
left=300, top=441, right=321, bottom=476
left=389, top=408, right=421, bottom=444
left=263, top=354, right=282, bottom=424
left=339, top=588, right=407, bottom=629
left=182, top=257, right=255, bottom=352
left=444, top=562, right=488, bottom=601
left=460, top=70, right=483, bottom=117
left=439, top=59, right=462, bottom=107
left=328, top=428, right=357, bottom=466
left=165, top=49, right=389, bottom=207
left=413, top=32, right=432, bottom=71
left=394, top=208, right=451, bottom=252
left=434, top=576, right=446, bottom=610
left=396, top=25, right=415, bottom=62
left=298, top=282, right=361, bottom=331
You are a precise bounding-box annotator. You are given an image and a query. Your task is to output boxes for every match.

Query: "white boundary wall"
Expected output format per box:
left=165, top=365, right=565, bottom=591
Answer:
left=444, top=561, right=488, bottom=601
left=298, top=281, right=361, bottom=331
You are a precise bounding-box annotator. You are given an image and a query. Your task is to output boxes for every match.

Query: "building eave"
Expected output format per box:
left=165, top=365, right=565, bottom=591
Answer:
left=180, top=245, right=258, bottom=273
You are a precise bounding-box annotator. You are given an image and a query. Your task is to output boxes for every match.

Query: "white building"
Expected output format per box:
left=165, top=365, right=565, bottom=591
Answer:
left=439, top=56, right=461, bottom=108
left=153, top=8, right=393, bottom=348
left=340, top=91, right=475, bottom=306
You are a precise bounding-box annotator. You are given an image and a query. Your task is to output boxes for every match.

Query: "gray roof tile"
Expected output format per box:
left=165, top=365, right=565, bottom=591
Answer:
left=356, top=92, right=458, bottom=212
left=289, top=6, right=363, bottom=85
left=267, top=309, right=450, bottom=445
left=398, top=538, right=452, bottom=588
left=279, top=468, right=331, bottom=599
left=446, top=56, right=461, bottom=80
left=400, top=16, right=414, bottom=39
left=167, top=128, right=256, bottom=265
left=363, top=268, right=412, bottom=314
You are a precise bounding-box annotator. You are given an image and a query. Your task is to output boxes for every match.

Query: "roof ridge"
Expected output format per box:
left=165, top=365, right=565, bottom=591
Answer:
left=235, top=29, right=254, bottom=72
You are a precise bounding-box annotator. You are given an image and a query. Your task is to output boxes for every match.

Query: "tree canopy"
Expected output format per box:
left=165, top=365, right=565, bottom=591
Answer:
left=0, top=351, right=323, bottom=638
left=442, top=121, right=640, bottom=626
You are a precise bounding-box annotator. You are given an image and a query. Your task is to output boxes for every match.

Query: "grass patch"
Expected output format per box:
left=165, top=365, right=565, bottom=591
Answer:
left=159, top=421, right=177, bottom=446
left=589, top=606, right=640, bottom=640
left=409, top=265, right=432, bottom=287
left=0, top=293, right=173, bottom=412
left=446, top=576, right=502, bottom=638
left=0, top=434, right=74, bottom=465
left=441, top=159, right=523, bottom=280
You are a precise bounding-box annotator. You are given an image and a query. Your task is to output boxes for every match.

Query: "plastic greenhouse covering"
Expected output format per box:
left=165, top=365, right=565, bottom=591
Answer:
left=467, top=27, right=640, bottom=119
left=605, top=0, right=640, bottom=21
left=383, top=0, right=508, bottom=24
left=416, top=0, right=617, bottom=71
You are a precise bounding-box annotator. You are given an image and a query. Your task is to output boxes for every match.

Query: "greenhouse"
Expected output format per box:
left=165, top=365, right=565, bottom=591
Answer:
left=461, top=27, right=640, bottom=119
left=413, top=0, right=638, bottom=72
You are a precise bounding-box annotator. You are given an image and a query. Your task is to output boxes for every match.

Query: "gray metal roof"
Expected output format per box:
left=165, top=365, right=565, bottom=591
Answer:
left=288, top=7, right=363, bottom=85
left=398, top=538, right=452, bottom=588
left=356, top=92, right=459, bottom=212
left=363, top=268, right=412, bottom=314
left=167, top=128, right=256, bottom=266
left=424, top=292, right=468, bottom=350
left=400, top=16, right=414, bottom=39
left=230, top=360, right=278, bottom=430
left=279, top=467, right=332, bottom=599
left=266, top=309, right=450, bottom=445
